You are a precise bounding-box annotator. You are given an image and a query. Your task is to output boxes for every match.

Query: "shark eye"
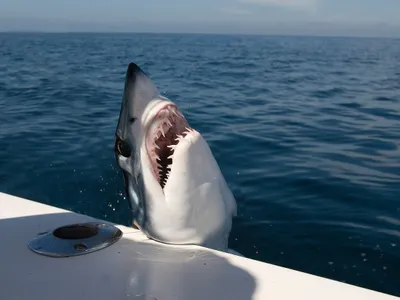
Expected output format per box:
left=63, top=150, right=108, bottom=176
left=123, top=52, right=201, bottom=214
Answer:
left=115, top=138, right=131, bottom=158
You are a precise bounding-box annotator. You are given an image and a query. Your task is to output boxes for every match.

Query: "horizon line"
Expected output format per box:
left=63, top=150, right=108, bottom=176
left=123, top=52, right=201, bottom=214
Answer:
left=0, top=30, right=399, bottom=40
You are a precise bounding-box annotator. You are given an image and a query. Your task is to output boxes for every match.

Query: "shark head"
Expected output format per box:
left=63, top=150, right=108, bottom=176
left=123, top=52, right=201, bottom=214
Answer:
left=114, top=63, right=237, bottom=252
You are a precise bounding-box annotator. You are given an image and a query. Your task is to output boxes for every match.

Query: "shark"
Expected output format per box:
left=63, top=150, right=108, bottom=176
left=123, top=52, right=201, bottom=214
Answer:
left=114, top=62, right=237, bottom=253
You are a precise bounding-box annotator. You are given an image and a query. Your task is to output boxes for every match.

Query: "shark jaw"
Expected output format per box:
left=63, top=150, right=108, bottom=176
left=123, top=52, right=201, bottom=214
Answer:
left=114, top=62, right=237, bottom=252
left=145, top=103, right=192, bottom=190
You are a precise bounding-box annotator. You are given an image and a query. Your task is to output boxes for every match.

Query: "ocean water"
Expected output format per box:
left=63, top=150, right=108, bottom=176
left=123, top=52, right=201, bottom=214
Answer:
left=0, top=33, right=399, bottom=296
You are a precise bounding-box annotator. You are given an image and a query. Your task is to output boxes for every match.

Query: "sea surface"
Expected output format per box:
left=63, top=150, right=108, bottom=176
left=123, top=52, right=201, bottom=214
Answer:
left=0, top=33, right=399, bottom=296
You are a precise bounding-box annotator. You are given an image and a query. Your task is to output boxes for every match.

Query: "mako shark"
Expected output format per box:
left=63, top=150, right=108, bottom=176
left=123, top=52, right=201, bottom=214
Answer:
left=114, top=63, right=237, bottom=252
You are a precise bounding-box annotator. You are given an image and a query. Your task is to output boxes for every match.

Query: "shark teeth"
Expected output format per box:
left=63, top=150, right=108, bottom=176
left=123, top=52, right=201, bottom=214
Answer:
left=146, top=104, right=194, bottom=189
left=154, top=120, right=174, bottom=140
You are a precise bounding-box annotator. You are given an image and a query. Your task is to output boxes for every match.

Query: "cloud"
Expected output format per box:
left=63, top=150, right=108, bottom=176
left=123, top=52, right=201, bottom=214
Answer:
left=238, top=0, right=317, bottom=10
left=218, top=7, right=252, bottom=16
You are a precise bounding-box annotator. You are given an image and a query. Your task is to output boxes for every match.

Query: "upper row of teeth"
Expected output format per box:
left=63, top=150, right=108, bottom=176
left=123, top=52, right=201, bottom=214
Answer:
left=164, top=107, right=183, bottom=120
left=154, top=126, right=192, bottom=149
left=153, top=108, right=181, bottom=138
left=152, top=108, right=187, bottom=140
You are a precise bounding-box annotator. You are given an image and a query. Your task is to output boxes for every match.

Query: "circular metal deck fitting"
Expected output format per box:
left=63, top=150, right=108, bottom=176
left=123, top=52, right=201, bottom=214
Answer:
left=28, top=222, right=123, bottom=257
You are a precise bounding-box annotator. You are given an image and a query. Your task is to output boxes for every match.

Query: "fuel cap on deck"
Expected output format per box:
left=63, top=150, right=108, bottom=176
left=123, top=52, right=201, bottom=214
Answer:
left=28, top=222, right=123, bottom=257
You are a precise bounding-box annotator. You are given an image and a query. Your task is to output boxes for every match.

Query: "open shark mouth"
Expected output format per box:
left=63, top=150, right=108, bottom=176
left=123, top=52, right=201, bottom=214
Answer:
left=146, top=104, right=191, bottom=189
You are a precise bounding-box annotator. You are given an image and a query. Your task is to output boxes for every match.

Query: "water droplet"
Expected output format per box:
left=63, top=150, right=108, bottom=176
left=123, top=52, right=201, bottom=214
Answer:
left=383, top=266, right=387, bottom=270
left=328, top=261, right=334, bottom=265
left=361, top=253, right=366, bottom=257
left=391, top=243, right=397, bottom=247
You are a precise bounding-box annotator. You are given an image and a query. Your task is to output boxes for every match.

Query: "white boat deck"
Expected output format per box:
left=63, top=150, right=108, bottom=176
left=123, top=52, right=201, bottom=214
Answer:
left=0, top=192, right=397, bottom=300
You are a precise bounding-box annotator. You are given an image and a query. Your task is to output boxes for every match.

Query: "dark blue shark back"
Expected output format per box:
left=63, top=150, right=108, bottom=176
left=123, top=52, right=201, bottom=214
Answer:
left=114, top=63, right=149, bottom=229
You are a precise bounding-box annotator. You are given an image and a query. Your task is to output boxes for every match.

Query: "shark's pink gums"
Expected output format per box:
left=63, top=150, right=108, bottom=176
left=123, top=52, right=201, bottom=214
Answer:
left=145, top=104, right=190, bottom=188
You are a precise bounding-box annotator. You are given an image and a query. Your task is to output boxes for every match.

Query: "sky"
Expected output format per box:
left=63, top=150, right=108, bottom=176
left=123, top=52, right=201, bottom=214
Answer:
left=0, top=0, right=399, bottom=37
